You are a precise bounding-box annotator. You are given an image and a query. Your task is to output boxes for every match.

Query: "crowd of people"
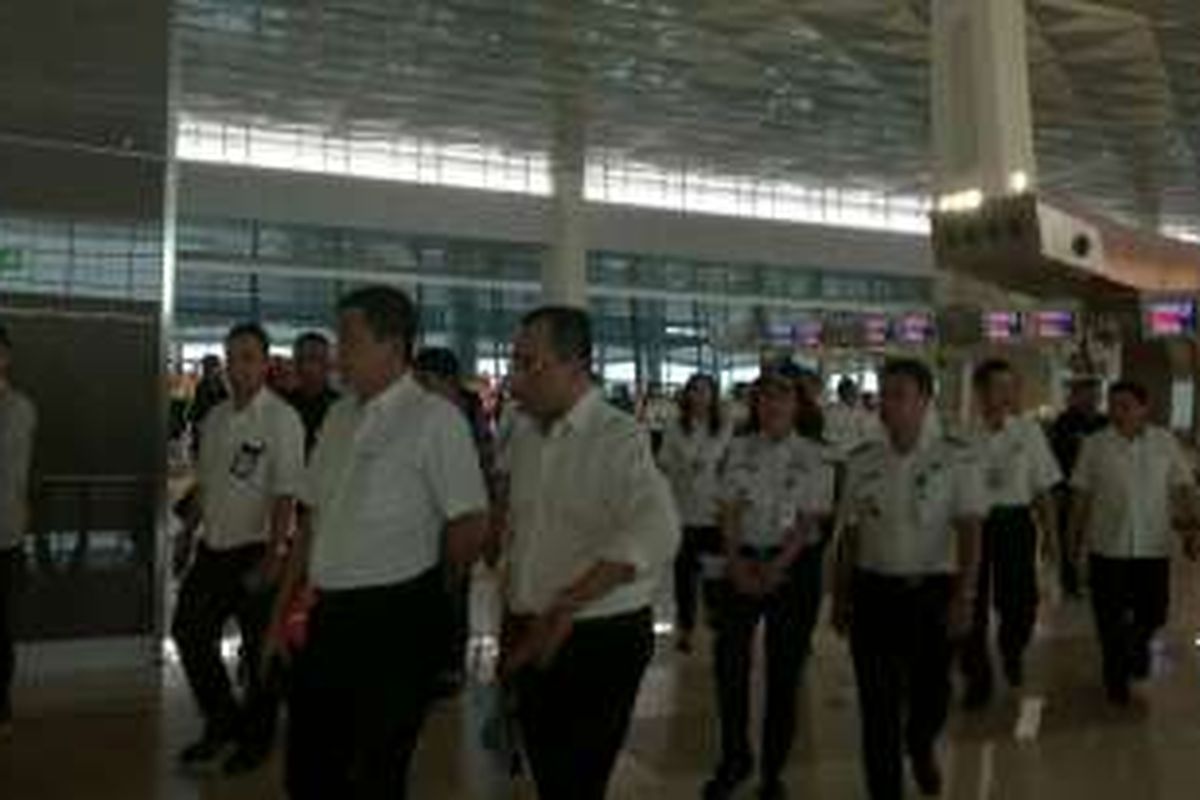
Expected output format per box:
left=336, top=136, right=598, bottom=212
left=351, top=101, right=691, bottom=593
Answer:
left=1, top=286, right=1199, bottom=800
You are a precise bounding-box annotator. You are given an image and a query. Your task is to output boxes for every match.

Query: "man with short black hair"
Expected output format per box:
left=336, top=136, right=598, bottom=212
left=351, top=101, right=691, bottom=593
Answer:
left=961, top=358, right=1060, bottom=708
left=173, top=322, right=305, bottom=774
left=268, top=286, right=490, bottom=799
left=0, top=323, right=36, bottom=732
left=501, top=306, right=679, bottom=800
left=415, top=345, right=496, bottom=695
left=1069, top=380, right=1199, bottom=704
left=188, top=354, right=229, bottom=456
left=286, top=332, right=339, bottom=457
left=1048, top=377, right=1108, bottom=597
left=834, top=358, right=985, bottom=800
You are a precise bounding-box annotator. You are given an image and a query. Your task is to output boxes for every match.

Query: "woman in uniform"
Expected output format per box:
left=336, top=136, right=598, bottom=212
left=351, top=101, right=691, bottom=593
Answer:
left=659, top=373, right=731, bottom=653
left=703, top=368, right=836, bottom=800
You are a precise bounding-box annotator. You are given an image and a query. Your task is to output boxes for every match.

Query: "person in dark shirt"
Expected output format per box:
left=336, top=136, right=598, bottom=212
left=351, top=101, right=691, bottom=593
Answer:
left=285, top=333, right=339, bottom=458
left=415, top=347, right=494, bottom=696
left=187, top=355, right=229, bottom=456
left=1048, top=377, right=1108, bottom=597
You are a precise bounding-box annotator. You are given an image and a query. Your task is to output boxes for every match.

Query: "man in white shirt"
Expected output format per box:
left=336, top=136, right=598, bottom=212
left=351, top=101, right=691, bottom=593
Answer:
left=500, top=306, right=679, bottom=800
left=825, top=377, right=882, bottom=455
left=1069, top=380, right=1199, bottom=705
left=266, top=286, right=489, bottom=800
left=961, top=359, right=1061, bottom=708
left=834, top=359, right=986, bottom=800
left=0, top=323, right=36, bottom=731
left=172, top=323, right=305, bottom=773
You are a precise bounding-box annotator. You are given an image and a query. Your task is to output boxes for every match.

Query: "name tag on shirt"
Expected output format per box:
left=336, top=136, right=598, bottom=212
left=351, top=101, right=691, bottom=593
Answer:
left=230, top=439, right=267, bottom=482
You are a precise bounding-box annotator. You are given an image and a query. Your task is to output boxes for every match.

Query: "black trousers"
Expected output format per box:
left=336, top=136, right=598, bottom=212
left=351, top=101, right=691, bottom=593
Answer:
left=443, top=566, right=471, bottom=678
left=962, top=506, right=1038, bottom=692
left=674, top=525, right=722, bottom=634
left=850, top=571, right=953, bottom=800
left=1054, top=486, right=1081, bottom=595
left=171, top=541, right=276, bottom=748
left=0, top=546, right=16, bottom=717
left=512, top=607, right=654, bottom=800
left=1089, top=556, right=1170, bottom=692
left=710, top=544, right=824, bottom=781
left=286, top=568, right=446, bottom=800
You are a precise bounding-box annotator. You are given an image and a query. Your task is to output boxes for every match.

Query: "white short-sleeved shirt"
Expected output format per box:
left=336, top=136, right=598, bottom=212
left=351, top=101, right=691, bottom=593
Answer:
left=302, top=374, right=489, bottom=590
left=505, top=389, right=680, bottom=620
left=198, top=389, right=304, bottom=551
left=658, top=419, right=732, bottom=528
left=722, top=433, right=835, bottom=549
left=824, top=403, right=883, bottom=455
left=974, top=416, right=1061, bottom=509
left=1071, top=426, right=1195, bottom=559
left=840, top=427, right=987, bottom=576
left=0, top=388, right=37, bottom=551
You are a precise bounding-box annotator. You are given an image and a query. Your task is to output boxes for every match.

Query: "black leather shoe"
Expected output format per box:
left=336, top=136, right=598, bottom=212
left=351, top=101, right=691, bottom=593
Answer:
left=223, top=743, right=271, bottom=776
left=1003, top=656, right=1025, bottom=689
left=702, top=757, right=753, bottom=800
left=911, top=751, right=943, bottom=796
left=179, top=732, right=232, bottom=766
left=758, top=777, right=787, bottom=800
left=1107, top=681, right=1132, bottom=706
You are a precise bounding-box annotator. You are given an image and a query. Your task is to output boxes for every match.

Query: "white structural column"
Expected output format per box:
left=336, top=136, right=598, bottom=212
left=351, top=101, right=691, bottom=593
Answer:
left=546, top=103, right=588, bottom=308
left=932, top=0, right=1037, bottom=202
left=543, top=0, right=588, bottom=309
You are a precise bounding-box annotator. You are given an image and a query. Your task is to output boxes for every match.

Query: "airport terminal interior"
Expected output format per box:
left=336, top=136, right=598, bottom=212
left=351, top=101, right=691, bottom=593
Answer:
left=6, top=0, right=1200, bottom=798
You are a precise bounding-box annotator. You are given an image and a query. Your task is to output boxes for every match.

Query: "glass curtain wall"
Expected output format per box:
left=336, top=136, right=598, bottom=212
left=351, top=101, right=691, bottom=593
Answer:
left=175, top=216, right=933, bottom=388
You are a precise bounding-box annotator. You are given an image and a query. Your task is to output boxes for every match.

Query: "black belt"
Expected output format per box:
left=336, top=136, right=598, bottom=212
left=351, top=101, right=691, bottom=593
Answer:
left=315, top=565, right=442, bottom=605
left=738, top=545, right=783, bottom=561
left=989, top=504, right=1033, bottom=515
left=855, top=569, right=952, bottom=590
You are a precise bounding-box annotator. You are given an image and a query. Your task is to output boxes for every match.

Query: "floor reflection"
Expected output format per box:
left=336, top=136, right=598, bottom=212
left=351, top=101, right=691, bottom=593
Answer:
left=5, top=563, right=1200, bottom=798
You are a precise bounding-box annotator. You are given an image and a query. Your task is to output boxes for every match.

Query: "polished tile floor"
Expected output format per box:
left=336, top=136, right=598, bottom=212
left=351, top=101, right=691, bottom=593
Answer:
left=6, top=562, right=1200, bottom=799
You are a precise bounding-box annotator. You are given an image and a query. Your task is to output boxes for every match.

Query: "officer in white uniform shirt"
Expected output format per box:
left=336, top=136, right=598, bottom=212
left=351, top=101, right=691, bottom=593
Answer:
left=500, top=306, right=679, bottom=800
left=0, top=323, right=36, bottom=731
left=961, top=359, right=1061, bottom=708
left=1069, top=380, right=1199, bottom=705
left=825, top=376, right=882, bottom=455
left=833, top=359, right=986, bottom=800
left=266, top=287, right=489, bottom=799
left=703, top=369, right=835, bottom=800
left=658, top=372, right=731, bottom=654
left=172, top=323, right=305, bottom=774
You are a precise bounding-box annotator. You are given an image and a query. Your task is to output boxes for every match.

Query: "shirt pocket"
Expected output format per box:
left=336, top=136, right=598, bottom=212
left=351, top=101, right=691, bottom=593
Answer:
left=353, top=436, right=423, bottom=524
left=914, top=466, right=955, bottom=529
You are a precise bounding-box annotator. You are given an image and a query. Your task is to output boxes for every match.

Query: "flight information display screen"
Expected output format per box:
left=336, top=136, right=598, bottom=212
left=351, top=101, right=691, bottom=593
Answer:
left=894, top=312, right=936, bottom=344
left=794, top=318, right=823, bottom=348
left=863, top=314, right=890, bottom=346
left=984, top=311, right=1023, bottom=341
left=1145, top=300, right=1197, bottom=337
left=1031, top=310, right=1076, bottom=340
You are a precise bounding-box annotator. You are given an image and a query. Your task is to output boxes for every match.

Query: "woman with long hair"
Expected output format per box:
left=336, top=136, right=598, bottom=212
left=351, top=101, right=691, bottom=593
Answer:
left=659, top=373, right=731, bottom=653
left=703, top=368, right=835, bottom=800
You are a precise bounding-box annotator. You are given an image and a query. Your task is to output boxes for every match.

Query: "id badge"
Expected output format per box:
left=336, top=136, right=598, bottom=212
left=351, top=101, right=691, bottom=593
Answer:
left=230, top=439, right=266, bottom=481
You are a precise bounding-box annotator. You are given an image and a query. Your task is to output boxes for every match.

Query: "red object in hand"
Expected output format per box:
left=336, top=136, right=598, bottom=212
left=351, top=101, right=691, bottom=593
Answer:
left=284, top=585, right=317, bottom=651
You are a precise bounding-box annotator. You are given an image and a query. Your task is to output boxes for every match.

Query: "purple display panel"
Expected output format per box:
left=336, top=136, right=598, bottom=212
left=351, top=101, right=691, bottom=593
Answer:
left=984, top=311, right=1023, bottom=341
left=1144, top=300, right=1196, bottom=337
left=1032, top=310, right=1075, bottom=339
left=894, top=312, right=936, bottom=344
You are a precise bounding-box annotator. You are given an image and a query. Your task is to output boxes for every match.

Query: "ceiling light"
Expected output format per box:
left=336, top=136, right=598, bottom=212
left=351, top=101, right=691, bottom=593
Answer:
left=1010, top=171, right=1029, bottom=193
left=962, top=189, right=983, bottom=211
